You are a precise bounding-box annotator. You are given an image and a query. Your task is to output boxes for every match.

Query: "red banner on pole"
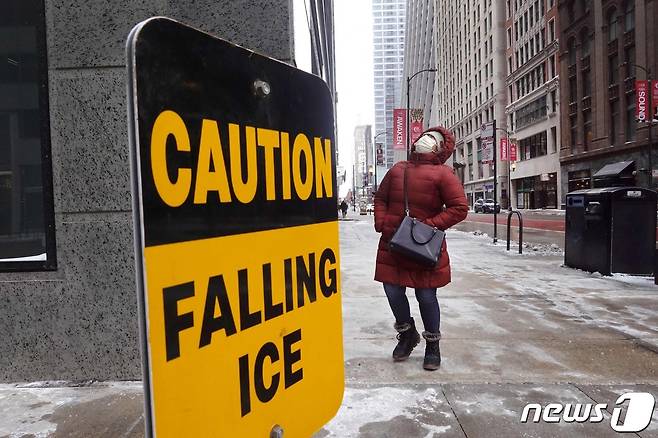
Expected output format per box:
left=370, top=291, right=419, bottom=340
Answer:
left=393, top=109, right=406, bottom=149
left=652, top=81, right=658, bottom=121
left=410, top=108, right=424, bottom=144
left=500, top=138, right=509, bottom=161
left=509, top=142, right=517, bottom=161
left=636, top=80, right=649, bottom=122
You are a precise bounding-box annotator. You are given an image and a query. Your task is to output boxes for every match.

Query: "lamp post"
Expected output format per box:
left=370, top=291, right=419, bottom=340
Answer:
left=373, top=131, right=386, bottom=192
left=352, top=163, right=357, bottom=211
left=406, top=68, right=437, bottom=159
left=626, top=63, right=654, bottom=188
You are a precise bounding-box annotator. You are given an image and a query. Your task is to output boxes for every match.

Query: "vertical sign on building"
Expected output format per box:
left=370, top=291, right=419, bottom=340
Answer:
left=500, top=138, right=509, bottom=161
left=410, top=108, right=424, bottom=144
left=636, top=80, right=649, bottom=122
left=126, top=17, right=344, bottom=438
left=393, top=109, right=407, bottom=149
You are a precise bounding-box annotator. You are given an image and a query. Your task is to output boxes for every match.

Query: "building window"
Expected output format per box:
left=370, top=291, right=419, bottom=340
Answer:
left=519, top=131, right=548, bottom=161
left=567, top=38, right=577, bottom=66
left=570, top=115, right=578, bottom=151
left=568, top=169, right=591, bottom=191
left=623, top=0, right=634, bottom=32
left=608, top=54, right=618, bottom=85
left=0, top=0, right=56, bottom=271
left=583, top=109, right=592, bottom=150
left=624, top=45, right=635, bottom=79
left=476, top=138, right=483, bottom=178
left=516, top=96, right=548, bottom=129
left=610, top=99, right=619, bottom=145
left=607, top=8, right=618, bottom=42
left=467, top=142, right=473, bottom=180
left=582, top=69, right=591, bottom=98
left=580, top=29, right=591, bottom=57
left=549, top=19, right=555, bottom=42
left=551, top=90, right=557, bottom=112
left=569, top=77, right=578, bottom=103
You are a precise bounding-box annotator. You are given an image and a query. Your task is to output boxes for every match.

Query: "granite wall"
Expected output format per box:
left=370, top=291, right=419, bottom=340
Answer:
left=0, top=0, right=294, bottom=381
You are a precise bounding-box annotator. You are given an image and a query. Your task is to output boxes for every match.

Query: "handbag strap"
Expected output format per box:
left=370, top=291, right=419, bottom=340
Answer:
left=410, top=218, right=437, bottom=245
left=403, top=164, right=410, bottom=216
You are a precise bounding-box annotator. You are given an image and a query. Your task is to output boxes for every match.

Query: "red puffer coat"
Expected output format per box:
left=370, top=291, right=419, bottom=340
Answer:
left=374, top=126, right=468, bottom=288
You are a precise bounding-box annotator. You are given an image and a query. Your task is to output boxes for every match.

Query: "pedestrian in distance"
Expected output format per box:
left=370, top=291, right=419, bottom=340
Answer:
left=373, top=126, right=468, bottom=370
left=340, top=199, right=348, bottom=219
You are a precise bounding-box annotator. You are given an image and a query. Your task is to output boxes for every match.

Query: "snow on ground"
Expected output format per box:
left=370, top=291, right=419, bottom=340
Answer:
left=319, top=386, right=453, bottom=437
left=443, top=227, right=658, bottom=348
left=0, top=382, right=142, bottom=438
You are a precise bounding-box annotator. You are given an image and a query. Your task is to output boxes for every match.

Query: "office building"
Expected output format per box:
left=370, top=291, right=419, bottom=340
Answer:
left=354, top=125, right=373, bottom=205
left=401, top=0, right=438, bottom=163
left=435, top=0, right=509, bottom=206
left=558, top=0, right=658, bottom=198
left=506, top=0, right=562, bottom=209
left=373, top=0, right=406, bottom=168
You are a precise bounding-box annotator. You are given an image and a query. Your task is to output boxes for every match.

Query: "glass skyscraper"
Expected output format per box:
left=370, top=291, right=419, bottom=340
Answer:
left=372, top=0, right=406, bottom=169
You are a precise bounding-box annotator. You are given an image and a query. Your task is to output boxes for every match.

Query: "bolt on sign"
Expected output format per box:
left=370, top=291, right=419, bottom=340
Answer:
left=126, top=17, right=344, bottom=437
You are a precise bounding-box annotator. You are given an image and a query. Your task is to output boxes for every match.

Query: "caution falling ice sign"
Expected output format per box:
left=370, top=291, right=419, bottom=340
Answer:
left=126, top=17, right=344, bottom=437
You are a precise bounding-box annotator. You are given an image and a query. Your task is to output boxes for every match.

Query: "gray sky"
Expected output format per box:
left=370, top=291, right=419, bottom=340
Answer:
left=294, top=0, right=375, bottom=197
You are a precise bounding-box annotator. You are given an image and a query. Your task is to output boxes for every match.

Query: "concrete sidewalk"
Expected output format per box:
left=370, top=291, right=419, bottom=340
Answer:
left=2, top=214, right=657, bottom=437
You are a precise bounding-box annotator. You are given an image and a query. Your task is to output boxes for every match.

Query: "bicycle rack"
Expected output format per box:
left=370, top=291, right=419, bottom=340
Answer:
left=506, top=210, right=523, bottom=254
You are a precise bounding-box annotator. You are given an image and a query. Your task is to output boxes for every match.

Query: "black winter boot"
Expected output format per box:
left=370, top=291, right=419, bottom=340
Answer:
left=392, top=319, right=420, bottom=361
left=422, top=331, right=442, bottom=370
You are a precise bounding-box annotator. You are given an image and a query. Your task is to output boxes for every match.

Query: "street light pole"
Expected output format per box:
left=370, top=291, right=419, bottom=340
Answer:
left=352, top=163, right=356, bottom=211
left=406, top=68, right=437, bottom=160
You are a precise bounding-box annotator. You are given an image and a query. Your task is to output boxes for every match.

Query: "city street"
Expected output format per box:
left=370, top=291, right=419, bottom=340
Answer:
left=456, top=210, right=566, bottom=248
left=2, top=214, right=657, bottom=437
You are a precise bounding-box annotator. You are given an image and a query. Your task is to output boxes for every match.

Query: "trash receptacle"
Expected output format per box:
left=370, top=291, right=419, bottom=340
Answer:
left=565, top=187, right=657, bottom=275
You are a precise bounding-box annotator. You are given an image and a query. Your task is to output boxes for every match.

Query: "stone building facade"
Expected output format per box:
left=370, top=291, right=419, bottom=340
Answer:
left=0, top=0, right=333, bottom=382
left=558, top=0, right=658, bottom=198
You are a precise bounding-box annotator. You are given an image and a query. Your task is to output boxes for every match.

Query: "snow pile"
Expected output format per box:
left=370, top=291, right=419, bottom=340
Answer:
left=447, top=230, right=564, bottom=257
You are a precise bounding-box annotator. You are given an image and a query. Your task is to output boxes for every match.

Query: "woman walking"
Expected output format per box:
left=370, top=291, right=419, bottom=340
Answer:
left=373, top=126, right=468, bottom=370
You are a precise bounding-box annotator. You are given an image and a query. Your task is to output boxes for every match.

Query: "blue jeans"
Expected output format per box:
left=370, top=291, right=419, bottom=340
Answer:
left=383, top=283, right=440, bottom=333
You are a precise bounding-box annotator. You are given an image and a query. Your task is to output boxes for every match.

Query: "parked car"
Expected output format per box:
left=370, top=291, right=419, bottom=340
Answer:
left=473, top=198, right=485, bottom=213
left=482, top=199, right=501, bottom=213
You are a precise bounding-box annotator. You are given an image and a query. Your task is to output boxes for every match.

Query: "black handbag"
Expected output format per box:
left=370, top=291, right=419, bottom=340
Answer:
left=389, top=165, right=445, bottom=267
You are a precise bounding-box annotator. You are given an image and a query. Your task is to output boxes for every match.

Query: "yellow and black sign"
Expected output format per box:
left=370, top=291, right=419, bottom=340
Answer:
left=126, top=17, right=343, bottom=437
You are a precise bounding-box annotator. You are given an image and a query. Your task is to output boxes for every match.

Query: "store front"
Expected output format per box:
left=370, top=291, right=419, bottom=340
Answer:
left=567, top=169, right=591, bottom=192
left=515, top=172, right=558, bottom=209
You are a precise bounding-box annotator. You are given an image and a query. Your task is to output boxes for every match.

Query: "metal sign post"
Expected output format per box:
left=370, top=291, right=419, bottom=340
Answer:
left=480, top=121, right=497, bottom=243
left=493, top=119, right=498, bottom=243
left=127, top=17, right=344, bottom=437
